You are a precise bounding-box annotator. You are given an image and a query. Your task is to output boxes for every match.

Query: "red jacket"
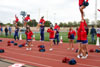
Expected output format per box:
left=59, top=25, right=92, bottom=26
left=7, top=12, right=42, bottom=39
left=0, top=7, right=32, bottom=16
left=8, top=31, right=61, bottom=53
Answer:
left=40, top=18, right=45, bottom=24
left=47, top=29, right=54, bottom=39
left=15, top=16, right=19, bottom=22
left=79, top=0, right=88, bottom=6
left=68, top=30, right=76, bottom=37
left=24, top=16, right=31, bottom=21
left=25, top=31, right=33, bottom=40
left=77, top=20, right=87, bottom=40
left=54, top=25, right=60, bottom=30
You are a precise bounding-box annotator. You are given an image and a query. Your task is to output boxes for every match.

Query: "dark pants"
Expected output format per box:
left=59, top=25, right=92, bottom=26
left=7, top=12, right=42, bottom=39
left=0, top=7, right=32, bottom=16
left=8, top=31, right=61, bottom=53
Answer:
left=5, top=32, right=8, bottom=37
left=40, top=32, right=44, bottom=41
left=53, top=34, right=59, bottom=45
left=14, top=33, right=19, bottom=40
left=91, top=34, right=95, bottom=43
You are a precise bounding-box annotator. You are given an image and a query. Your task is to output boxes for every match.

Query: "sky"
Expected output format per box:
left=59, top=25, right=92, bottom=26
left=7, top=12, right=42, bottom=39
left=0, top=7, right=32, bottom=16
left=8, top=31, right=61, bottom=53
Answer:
left=0, top=0, right=100, bottom=25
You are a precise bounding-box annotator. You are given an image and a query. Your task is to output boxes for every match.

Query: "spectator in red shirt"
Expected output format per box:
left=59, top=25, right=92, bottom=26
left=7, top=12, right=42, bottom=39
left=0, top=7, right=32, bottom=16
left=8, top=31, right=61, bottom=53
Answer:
left=47, top=27, right=55, bottom=51
left=79, top=0, right=89, bottom=20
left=25, top=27, right=33, bottom=50
left=24, top=14, right=31, bottom=27
left=37, top=16, right=45, bottom=29
left=13, top=15, right=19, bottom=27
left=68, top=27, right=76, bottom=50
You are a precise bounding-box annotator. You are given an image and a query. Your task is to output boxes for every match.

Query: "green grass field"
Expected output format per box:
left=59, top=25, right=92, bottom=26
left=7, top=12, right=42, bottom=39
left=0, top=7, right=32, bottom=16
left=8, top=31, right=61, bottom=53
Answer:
left=0, top=32, right=97, bottom=45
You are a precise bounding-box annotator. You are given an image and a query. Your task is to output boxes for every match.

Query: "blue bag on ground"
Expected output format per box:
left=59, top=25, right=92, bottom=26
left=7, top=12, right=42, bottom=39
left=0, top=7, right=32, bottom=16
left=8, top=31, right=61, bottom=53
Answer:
left=38, top=45, right=45, bottom=49
left=39, top=49, right=45, bottom=52
left=18, top=45, right=23, bottom=48
left=0, top=40, right=2, bottom=42
left=11, top=41, right=14, bottom=43
left=95, top=49, right=100, bottom=53
left=0, top=49, right=5, bottom=53
left=68, top=59, right=77, bottom=65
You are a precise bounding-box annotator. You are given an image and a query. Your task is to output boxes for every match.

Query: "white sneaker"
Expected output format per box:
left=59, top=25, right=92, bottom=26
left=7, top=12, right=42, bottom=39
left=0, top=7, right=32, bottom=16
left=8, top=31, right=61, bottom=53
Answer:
left=26, top=48, right=29, bottom=50
left=29, top=48, right=32, bottom=50
left=25, top=44, right=28, bottom=46
left=86, top=54, right=88, bottom=57
left=77, top=55, right=81, bottom=58
left=31, top=45, right=33, bottom=46
left=80, top=53, right=83, bottom=56
left=67, top=48, right=70, bottom=50
left=49, top=48, right=53, bottom=51
left=72, top=48, right=74, bottom=50
left=81, top=56, right=87, bottom=59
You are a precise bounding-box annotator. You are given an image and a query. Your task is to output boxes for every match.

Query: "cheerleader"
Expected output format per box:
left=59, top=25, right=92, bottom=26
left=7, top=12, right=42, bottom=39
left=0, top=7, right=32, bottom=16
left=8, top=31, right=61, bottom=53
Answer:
left=47, top=27, right=55, bottom=51
left=68, top=27, right=76, bottom=50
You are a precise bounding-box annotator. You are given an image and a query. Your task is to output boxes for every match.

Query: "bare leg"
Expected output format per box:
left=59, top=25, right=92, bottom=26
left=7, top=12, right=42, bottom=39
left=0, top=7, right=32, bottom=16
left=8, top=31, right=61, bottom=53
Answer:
left=80, top=6, right=86, bottom=20
left=36, top=24, right=42, bottom=29
left=78, top=43, right=82, bottom=55
left=71, top=40, right=74, bottom=48
left=49, top=40, right=53, bottom=51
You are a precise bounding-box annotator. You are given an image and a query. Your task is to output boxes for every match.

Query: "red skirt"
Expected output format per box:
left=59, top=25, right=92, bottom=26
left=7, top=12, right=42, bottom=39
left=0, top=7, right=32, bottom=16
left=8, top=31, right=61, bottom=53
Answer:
left=97, top=34, right=100, bottom=37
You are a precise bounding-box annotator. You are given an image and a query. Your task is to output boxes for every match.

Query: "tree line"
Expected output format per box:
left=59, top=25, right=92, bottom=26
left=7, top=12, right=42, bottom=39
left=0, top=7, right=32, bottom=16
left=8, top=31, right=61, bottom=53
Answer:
left=0, top=19, right=100, bottom=27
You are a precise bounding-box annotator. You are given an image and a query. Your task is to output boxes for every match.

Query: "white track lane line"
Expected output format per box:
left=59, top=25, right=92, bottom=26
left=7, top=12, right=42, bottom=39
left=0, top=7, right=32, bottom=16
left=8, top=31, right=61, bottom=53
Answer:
left=4, top=50, right=100, bottom=67
left=4, top=46, right=100, bottom=62
left=0, top=55, right=52, bottom=67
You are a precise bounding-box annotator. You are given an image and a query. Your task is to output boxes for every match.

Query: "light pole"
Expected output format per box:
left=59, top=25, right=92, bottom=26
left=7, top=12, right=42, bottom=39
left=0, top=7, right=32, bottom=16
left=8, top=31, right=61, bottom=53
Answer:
left=53, top=13, right=56, bottom=25
left=95, top=0, right=97, bottom=25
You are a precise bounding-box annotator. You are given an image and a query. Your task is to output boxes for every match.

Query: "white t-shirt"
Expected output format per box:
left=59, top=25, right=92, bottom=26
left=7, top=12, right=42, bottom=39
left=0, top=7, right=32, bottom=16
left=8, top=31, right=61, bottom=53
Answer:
left=97, top=28, right=100, bottom=34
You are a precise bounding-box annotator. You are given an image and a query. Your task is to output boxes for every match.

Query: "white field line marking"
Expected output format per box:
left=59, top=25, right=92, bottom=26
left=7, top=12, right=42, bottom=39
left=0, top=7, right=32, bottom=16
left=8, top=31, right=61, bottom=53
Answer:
left=0, top=55, right=52, bottom=67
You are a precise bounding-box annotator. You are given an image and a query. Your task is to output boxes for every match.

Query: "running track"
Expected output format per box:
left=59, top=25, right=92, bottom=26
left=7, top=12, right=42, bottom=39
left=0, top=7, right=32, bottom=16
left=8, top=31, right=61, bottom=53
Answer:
left=0, top=38, right=100, bottom=67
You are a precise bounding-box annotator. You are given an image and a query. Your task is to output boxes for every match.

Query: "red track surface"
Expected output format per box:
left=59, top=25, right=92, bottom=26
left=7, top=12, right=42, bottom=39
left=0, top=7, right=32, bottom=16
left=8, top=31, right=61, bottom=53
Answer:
left=0, top=38, right=100, bottom=67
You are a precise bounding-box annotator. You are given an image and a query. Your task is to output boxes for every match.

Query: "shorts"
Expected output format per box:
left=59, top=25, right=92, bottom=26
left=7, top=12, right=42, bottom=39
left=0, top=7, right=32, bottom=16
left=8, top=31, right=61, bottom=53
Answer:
left=80, top=1, right=89, bottom=7
left=24, top=20, right=28, bottom=23
left=49, top=38, right=54, bottom=40
left=97, top=34, right=100, bottom=37
left=39, top=22, right=43, bottom=24
left=15, top=21, right=18, bottom=24
left=54, top=29, right=57, bottom=31
left=77, top=40, right=88, bottom=44
left=69, top=34, right=75, bottom=40
left=27, top=39, right=32, bottom=42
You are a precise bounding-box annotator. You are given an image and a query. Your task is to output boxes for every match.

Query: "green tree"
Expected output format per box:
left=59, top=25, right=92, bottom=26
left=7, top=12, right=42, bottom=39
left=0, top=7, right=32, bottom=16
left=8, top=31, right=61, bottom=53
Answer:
left=67, top=22, right=73, bottom=27
left=5, top=23, right=13, bottom=26
left=97, top=20, right=100, bottom=26
left=27, top=19, right=38, bottom=27
left=44, top=21, right=51, bottom=27
left=0, top=22, right=4, bottom=26
left=59, top=22, right=64, bottom=27
left=73, top=21, right=78, bottom=27
left=17, top=21, right=23, bottom=27
left=63, top=23, right=67, bottom=27
left=85, top=18, right=89, bottom=25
